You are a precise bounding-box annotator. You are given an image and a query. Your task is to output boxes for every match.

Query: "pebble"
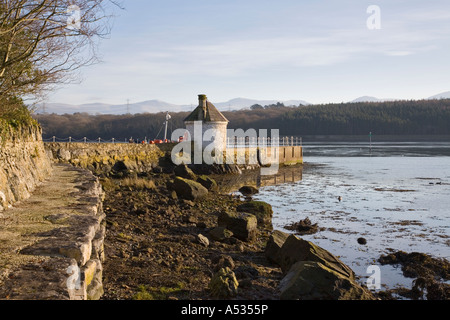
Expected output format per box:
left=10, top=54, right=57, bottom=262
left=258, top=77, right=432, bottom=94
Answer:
left=197, top=233, right=210, bottom=247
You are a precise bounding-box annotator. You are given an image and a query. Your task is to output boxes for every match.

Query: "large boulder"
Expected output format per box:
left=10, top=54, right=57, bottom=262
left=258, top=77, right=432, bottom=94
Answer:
left=237, top=200, right=273, bottom=228
left=238, top=186, right=259, bottom=196
left=174, top=164, right=197, bottom=180
left=218, top=211, right=257, bottom=242
left=279, top=261, right=375, bottom=300
left=276, top=234, right=355, bottom=279
left=168, top=176, right=208, bottom=201
left=265, top=230, right=290, bottom=264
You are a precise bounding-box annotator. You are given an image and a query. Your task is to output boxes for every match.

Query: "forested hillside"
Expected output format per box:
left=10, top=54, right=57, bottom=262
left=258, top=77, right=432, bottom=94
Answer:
left=33, top=99, right=450, bottom=141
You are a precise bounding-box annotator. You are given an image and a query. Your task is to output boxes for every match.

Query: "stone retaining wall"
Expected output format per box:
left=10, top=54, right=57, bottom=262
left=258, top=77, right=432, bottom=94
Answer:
left=45, top=142, right=167, bottom=175
left=0, top=125, right=52, bottom=211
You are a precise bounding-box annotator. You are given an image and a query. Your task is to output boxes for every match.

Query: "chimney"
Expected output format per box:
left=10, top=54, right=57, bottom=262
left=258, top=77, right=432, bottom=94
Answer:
left=199, top=94, right=207, bottom=119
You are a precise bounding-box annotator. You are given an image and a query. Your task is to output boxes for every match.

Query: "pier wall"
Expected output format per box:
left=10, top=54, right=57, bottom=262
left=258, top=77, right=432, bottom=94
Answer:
left=45, top=142, right=303, bottom=174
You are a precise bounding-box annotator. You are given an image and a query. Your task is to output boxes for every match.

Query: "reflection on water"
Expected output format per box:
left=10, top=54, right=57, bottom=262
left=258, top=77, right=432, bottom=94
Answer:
left=214, top=165, right=303, bottom=194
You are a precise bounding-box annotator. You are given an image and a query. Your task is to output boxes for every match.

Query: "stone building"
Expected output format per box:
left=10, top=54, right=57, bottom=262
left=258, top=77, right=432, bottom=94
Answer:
left=184, top=94, right=229, bottom=151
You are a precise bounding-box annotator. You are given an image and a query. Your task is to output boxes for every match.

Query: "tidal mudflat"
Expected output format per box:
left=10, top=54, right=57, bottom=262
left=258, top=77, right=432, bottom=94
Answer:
left=253, top=143, right=450, bottom=294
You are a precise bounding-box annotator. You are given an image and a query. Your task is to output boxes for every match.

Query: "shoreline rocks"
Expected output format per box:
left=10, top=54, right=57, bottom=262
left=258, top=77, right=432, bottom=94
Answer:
left=265, top=230, right=290, bottom=265
left=217, top=211, right=258, bottom=242
left=237, top=200, right=273, bottom=229
left=167, top=176, right=208, bottom=201
left=208, top=267, right=239, bottom=298
left=238, top=186, right=259, bottom=196
left=279, top=261, right=374, bottom=300
left=265, top=231, right=374, bottom=300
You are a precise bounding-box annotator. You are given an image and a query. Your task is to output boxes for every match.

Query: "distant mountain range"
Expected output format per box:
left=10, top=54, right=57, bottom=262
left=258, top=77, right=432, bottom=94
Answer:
left=34, top=91, right=450, bottom=115
left=34, top=98, right=311, bottom=115
left=350, top=96, right=394, bottom=103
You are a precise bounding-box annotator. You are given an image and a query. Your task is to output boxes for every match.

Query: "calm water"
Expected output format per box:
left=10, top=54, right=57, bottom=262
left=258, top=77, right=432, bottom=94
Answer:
left=252, top=142, right=450, bottom=292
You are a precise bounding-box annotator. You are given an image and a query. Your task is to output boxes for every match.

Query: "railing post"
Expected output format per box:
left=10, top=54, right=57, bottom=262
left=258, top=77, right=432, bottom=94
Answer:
left=52, top=136, right=55, bottom=142
left=69, top=136, right=72, bottom=143
left=112, top=138, right=115, bottom=144
left=98, top=137, right=101, bottom=143
left=84, top=137, right=87, bottom=143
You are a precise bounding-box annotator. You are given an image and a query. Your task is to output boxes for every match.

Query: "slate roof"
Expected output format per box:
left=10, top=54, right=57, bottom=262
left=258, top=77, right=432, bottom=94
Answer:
left=184, top=95, right=228, bottom=123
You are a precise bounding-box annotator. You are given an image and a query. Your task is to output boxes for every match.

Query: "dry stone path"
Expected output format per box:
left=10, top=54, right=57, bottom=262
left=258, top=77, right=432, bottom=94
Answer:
left=0, top=164, right=105, bottom=300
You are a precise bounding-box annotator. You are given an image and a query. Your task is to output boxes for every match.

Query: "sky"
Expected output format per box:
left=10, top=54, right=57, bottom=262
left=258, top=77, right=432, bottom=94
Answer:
left=45, top=0, right=450, bottom=106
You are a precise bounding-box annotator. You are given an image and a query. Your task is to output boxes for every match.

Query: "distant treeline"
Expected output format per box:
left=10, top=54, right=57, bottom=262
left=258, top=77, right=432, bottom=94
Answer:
left=33, top=99, right=450, bottom=141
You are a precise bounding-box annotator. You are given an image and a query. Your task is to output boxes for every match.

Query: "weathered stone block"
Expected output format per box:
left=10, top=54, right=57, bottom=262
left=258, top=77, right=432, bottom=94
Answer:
left=277, top=234, right=355, bottom=279
left=218, top=211, right=257, bottom=242
left=237, top=200, right=273, bottom=228
left=279, top=261, right=374, bottom=300
left=265, top=230, right=290, bottom=264
left=174, top=164, right=197, bottom=180
left=168, top=176, right=208, bottom=201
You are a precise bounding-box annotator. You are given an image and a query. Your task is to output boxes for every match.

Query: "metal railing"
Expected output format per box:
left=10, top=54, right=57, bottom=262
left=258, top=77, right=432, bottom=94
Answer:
left=43, top=136, right=303, bottom=146
left=43, top=136, right=160, bottom=144
left=226, top=136, right=303, bottom=148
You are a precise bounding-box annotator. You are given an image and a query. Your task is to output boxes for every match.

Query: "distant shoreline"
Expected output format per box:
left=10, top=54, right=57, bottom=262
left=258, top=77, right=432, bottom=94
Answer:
left=301, top=135, right=450, bottom=143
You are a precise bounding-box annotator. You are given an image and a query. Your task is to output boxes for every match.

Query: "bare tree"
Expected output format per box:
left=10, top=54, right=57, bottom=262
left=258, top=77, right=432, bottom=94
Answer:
left=0, top=0, right=120, bottom=104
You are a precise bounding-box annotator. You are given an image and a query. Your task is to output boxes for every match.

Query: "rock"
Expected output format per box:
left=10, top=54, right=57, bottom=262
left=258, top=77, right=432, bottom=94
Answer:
left=209, top=227, right=233, bottom=242
left=234, top=265, right=259, bottom=280
left=197, top=234, right=209, bottom=247
left=170, top=190, right=178, bottom=200
left=279, top=261, right=375, bottom=300
left=236, top=200, right=273, bottom=228
left=112, top=160, right=128, bottom=172
left=57, top=148, right=71, bottom=161
left=234, top=242, right=245, bottom=252
left=174, top=164, right=197, bottom=180
left=357, top=237, right=367, bottom=245
left=168, top=176, right=208, bottom=201
left=182, top=199, right=196, bottom=207
left=218, top=211, right=257, bottom=242
left=208, top=267, right=239, bottom=298
left=196, top=175, right=218, bottom=191
left=212, top=254, right=235, bottom=271
left=284, top=217, right=318, bottom=235
left=238, top=186, right=259, bottom=196
left=183, top=215, right=198, bottom=224
left=277, top=234, right=355, bottom=279
left=265, top=230, right=290, bottom=264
